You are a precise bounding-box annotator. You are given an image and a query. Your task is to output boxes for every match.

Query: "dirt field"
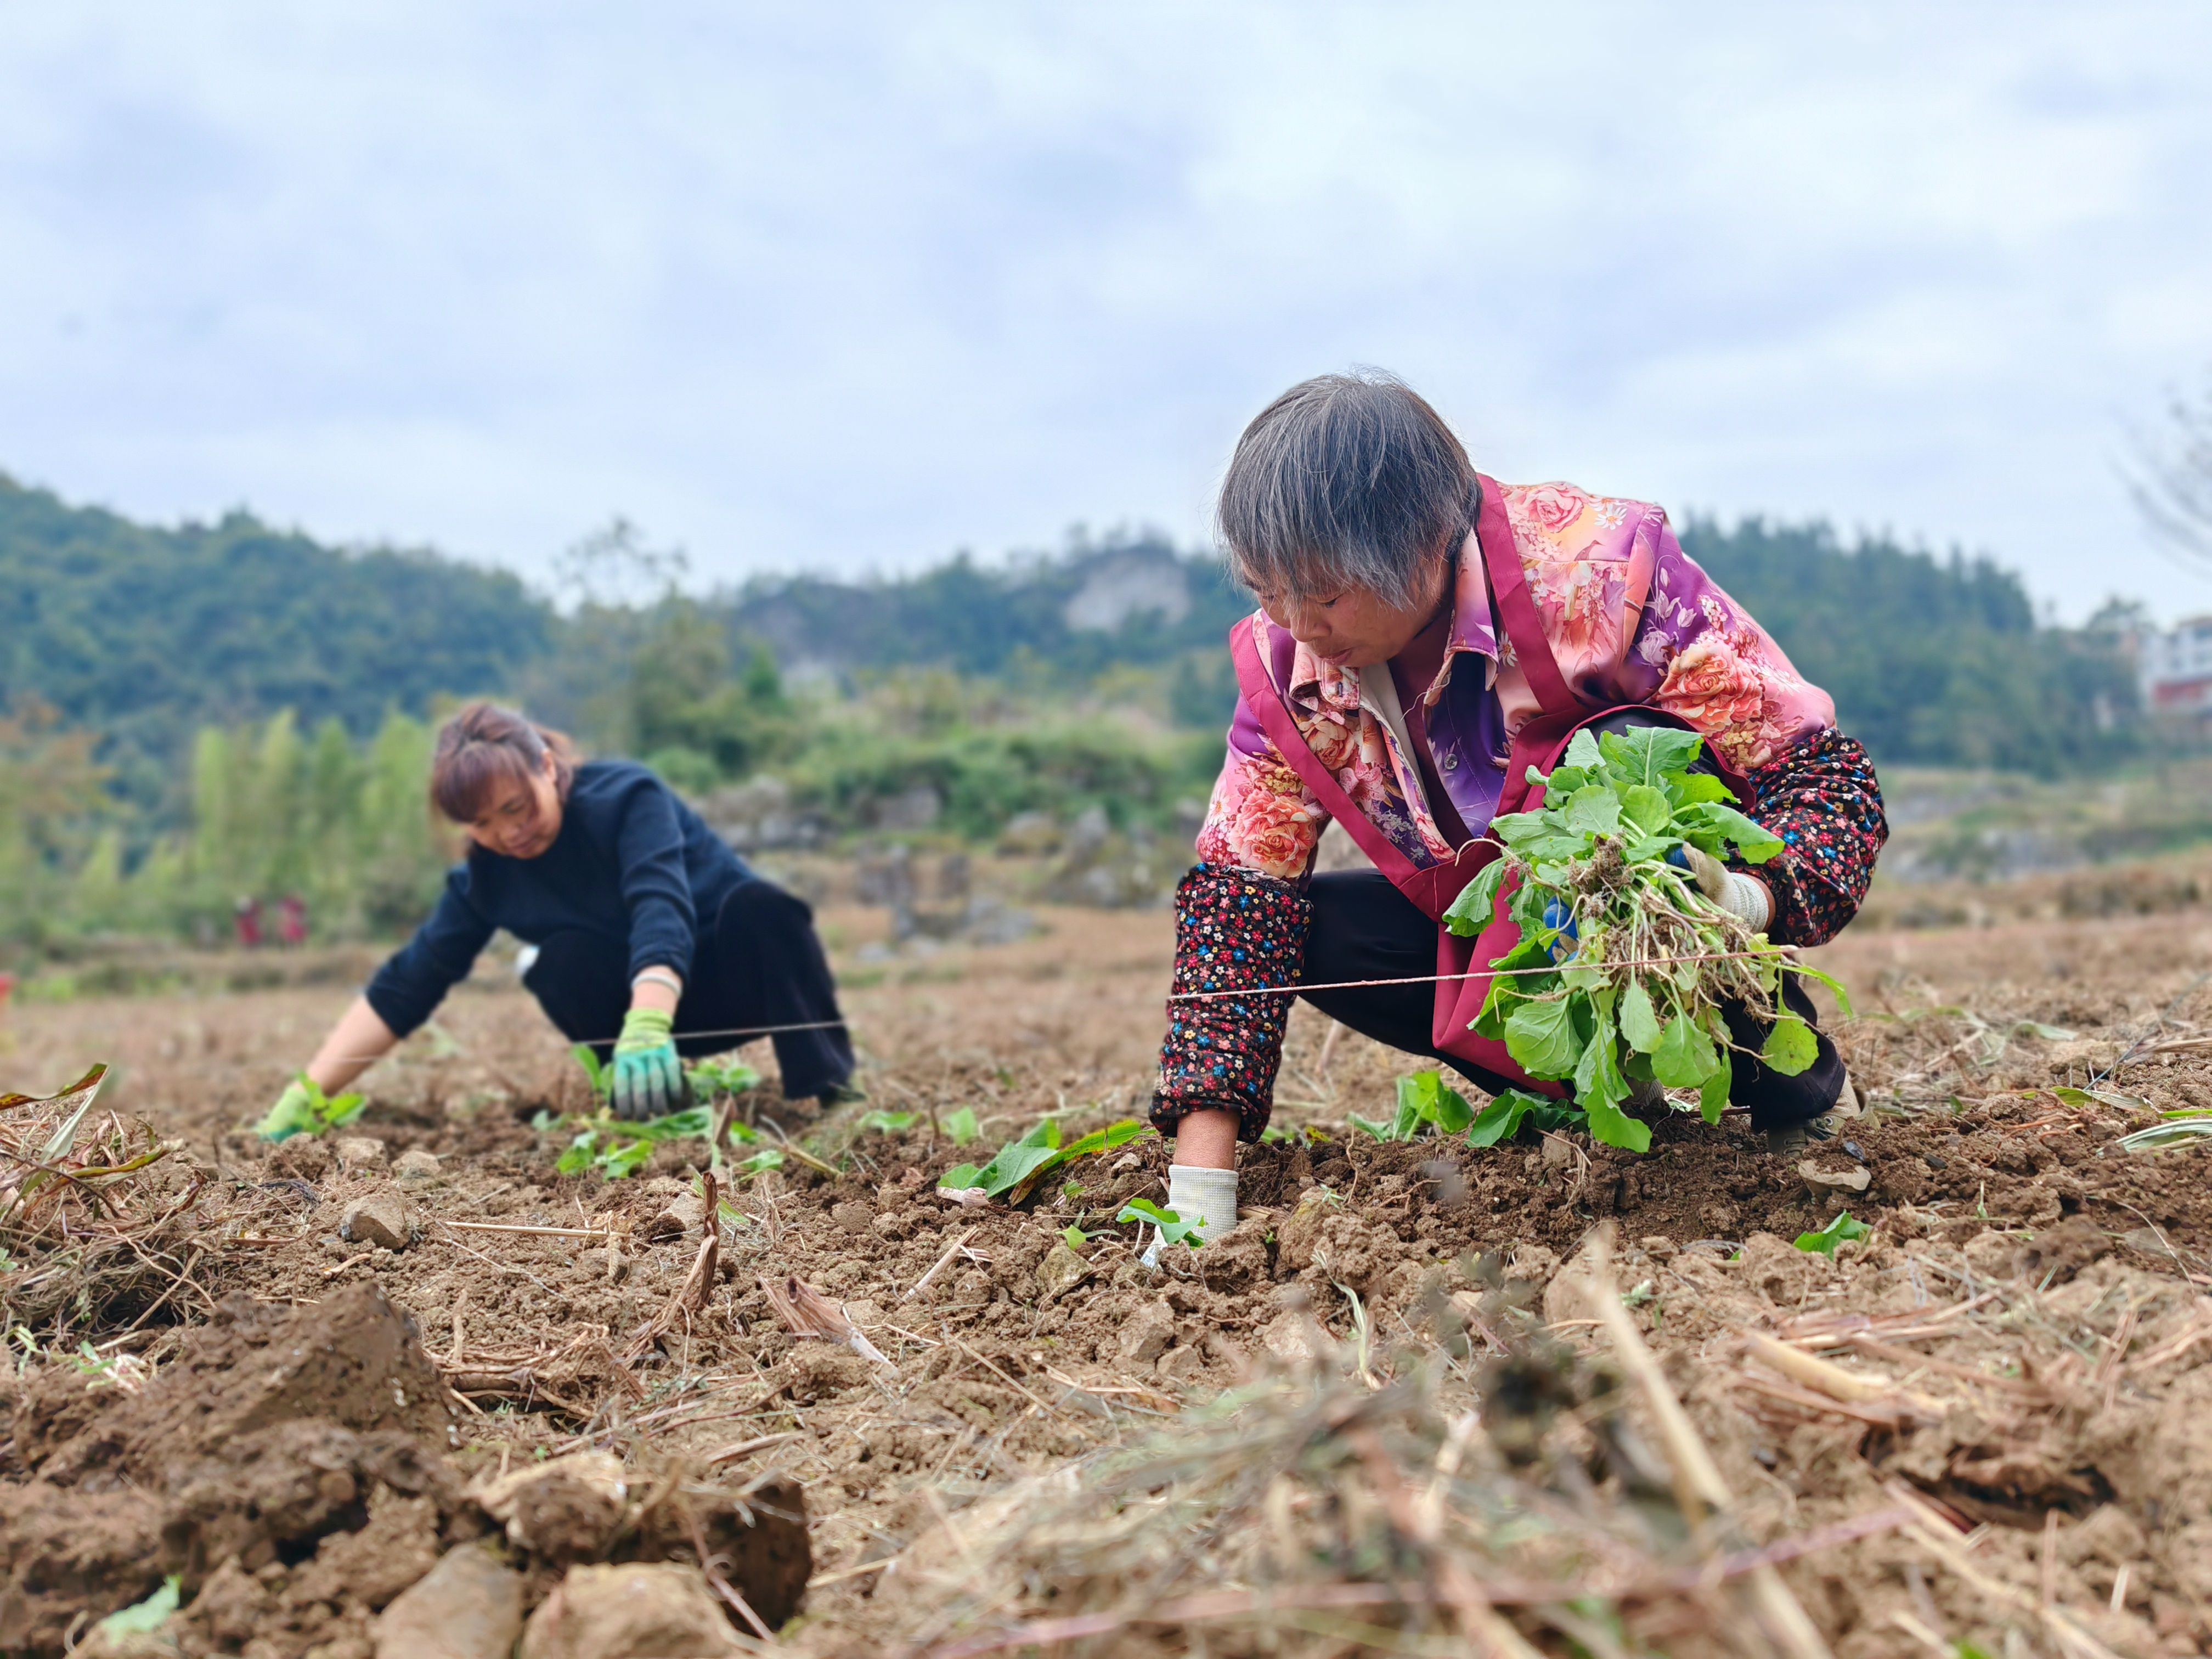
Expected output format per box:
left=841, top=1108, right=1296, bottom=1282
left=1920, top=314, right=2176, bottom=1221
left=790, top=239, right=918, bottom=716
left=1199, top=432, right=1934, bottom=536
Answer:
left=9, top=895, right=2212, bottom=1657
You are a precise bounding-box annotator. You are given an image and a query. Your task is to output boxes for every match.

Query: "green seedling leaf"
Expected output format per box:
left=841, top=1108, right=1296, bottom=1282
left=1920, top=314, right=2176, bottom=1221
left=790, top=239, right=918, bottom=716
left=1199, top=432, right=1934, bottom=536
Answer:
left=528, top=1109, right=559, bottom=1133
left=599, top=1138, right=657, bottom=1179
left=1504, top=997, right=1583, bottom=1080
left=686, top=1058, right=763, bottom=1099
left=1793, top=1211, right=1871, bottom=1255
left=1668, top=771, right=1733, bottom=806
left=97, top=1575, right=181, bottom=1637
left=1467, top=1088, right=1568, bottom=1148
left=1697, top=1045, right=1733, bottom=1124
left=1761, top=1015, right=1820, bottom=1076
left=571, top=1044, right=610, bottom=1096
left=2053, top=1086, right=2146, bottom=1111
left=556, top=1131, right=599, bottom=1177
left=1562, top=785, right=1622, bottom=837
left=938, top=1162, right=986, bottom=1192
left=1369, top=1073, right=1475, bottom=1141
left=1562, top=728, right=1605, bottom=771
left=1062, top=1224, right=1090, bottom=1251
left=1619, top=979, right=1663, bottom=1054
left=1347, top=1113, right=1395, bottom=1141
left=628, top=1107, right=715, bottom=1142
left=1699, top=803, right=1784, bottom=864
left=1785, top=962, right=1858, bottom=1019
left=1059, top=1120, right=1146, bottom=1161
left=943, top=1107, right=981, bottom=1146
left=1620, top=783, right=1672, bottom=836
left=732, top=1148, right=786, bottom=1177
left=1442, top=860, right=1509, bottom=938
left=256, top=1072, right=365, bottom=1142
left=1118, top=1197, right=1204, bottom=1250
left=856, top=1110, right=920, bottom=1135
left=968, top=1117, right=1064, bottom=1197
left=1652, top=1015, right=1720, bottom=1089
left=1576, top=1013, right=1650, bottom=1153
left=1599, top=725, right=1704, bottom=786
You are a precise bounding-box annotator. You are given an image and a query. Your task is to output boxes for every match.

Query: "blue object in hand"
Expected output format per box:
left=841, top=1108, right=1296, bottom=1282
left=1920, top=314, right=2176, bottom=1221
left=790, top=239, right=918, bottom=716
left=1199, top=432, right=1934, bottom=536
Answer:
left=1541, top=897, right=1578, bottom=961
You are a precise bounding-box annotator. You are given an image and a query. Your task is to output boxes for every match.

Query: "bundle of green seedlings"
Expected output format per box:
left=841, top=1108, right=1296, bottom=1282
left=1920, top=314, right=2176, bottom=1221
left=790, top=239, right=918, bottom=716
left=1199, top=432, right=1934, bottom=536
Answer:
left=1442, top=725, right=1849, bottom=1153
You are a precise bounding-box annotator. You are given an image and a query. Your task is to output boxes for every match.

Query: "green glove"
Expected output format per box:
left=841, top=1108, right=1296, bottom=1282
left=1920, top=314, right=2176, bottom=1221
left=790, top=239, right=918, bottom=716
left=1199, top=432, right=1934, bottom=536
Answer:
left=257, top=1079, right=316, bottom=1142
left=610, top=1007, right=687, bottom=1121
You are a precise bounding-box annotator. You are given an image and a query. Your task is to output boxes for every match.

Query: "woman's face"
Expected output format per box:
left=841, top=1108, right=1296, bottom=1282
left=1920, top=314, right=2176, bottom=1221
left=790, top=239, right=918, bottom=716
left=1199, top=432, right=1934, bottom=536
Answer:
left=462, top=753, right=563, bottom=859
left=1250, top=543, right=1454, bottom=671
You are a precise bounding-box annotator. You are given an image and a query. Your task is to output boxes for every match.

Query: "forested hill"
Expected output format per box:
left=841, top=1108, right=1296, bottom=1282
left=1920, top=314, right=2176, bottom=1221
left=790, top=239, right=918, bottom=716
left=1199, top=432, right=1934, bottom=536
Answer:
left=0, top=474, right=552, bottom=800
left=0, top=470, right=2144, bottom=788
left=1675, top=518, right=2134, bottom=774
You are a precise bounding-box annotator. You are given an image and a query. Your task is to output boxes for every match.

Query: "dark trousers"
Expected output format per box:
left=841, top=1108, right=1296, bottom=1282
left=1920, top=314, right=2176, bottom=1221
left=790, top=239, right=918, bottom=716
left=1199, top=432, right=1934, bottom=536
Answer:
left=1300, top=871, right=1842, bottom=1131
left=522, top=878, right=854, bottom=1103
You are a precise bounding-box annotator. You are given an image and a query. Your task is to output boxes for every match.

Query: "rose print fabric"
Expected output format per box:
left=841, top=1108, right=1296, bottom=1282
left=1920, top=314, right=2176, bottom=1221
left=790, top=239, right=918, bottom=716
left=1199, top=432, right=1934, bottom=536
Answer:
left=1157, top=478, right=1887, bottom=1137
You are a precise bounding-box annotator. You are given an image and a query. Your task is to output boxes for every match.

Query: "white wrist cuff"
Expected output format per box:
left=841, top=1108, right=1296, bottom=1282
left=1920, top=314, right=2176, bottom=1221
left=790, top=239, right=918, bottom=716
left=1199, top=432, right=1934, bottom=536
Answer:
left=1166, top=1165, right=1239, bottom=1245
left=1722, top=872, right=1772, bottom=931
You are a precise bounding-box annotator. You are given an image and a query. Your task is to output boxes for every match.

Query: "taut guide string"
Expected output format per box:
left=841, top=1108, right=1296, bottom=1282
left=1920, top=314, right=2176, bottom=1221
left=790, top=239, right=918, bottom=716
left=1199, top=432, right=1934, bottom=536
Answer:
left=324, top=944, right=1809, bottom=1062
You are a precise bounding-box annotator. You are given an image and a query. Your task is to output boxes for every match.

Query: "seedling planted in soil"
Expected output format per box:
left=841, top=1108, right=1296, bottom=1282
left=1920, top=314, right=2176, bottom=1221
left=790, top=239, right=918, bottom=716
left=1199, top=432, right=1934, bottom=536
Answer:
left=1793, top=1211, right=1871, bottom=1255
left=1351, top=1071, right=1578, bottom=1149
left=937, top=1115, right=1147, bottom=1204
left=1118, top=1197, right=1203, bottom=1251
left=254, top=1072, right=365, bottom=1142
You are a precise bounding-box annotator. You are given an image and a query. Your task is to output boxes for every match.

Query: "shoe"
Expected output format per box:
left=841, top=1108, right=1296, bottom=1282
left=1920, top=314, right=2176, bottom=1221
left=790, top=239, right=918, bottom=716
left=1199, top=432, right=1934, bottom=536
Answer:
left=1767, top=1076, right=1860, bottom=1156
left=815, top=1081, right=868, bottom=1112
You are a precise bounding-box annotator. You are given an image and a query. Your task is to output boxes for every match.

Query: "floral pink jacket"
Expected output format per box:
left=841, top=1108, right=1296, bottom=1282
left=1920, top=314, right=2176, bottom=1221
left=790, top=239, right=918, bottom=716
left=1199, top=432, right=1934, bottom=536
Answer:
left=1198, top=480, right=1836, bottom=885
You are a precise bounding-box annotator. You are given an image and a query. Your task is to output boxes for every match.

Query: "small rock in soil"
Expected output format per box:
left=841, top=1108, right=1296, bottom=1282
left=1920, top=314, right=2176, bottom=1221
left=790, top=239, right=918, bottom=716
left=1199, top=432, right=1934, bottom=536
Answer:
left=336, top=1136, right=390, bottom=1172
left=393, top=1148, right=442, bottom=1182
left=373, top=1543, right=524, bottom=1659
left=832, top=1200, right=873, bottom=1236
left=1156, top=1346, right=1204, bottom=1385
left=1260, top=1311, right=1329, bottom=1365
left=520, top=1561, right=746, bottom=1659
left=1798, top=1159, right=1871, bottom=1195
left=1118, top=1300, right=1175, bottom=1367
left=644, top=1190, right=706, bottom=1242
left=341, top=1192, right=413, bottom=1251
left=1035, top=1242, right=1093, bottom=1300
left=471, top=1452, right=628, bottom=1561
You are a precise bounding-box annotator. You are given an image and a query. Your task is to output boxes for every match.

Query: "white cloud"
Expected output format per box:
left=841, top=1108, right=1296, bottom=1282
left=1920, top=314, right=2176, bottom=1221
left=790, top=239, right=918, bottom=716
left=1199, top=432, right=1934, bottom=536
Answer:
left=0, top=1, right=2207, bottom=616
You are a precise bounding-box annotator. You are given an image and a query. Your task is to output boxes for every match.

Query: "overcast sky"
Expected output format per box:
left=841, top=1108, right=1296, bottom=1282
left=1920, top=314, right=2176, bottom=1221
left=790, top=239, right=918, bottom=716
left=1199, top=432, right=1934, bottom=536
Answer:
left=3, top=4, right=2209, bottom=618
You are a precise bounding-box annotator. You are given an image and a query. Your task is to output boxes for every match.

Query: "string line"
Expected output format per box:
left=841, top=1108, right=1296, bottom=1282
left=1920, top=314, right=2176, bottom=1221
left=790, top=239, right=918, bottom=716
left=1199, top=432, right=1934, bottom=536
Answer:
left=325, top=946, right=1802, bottom=1065
left=1164, top=945, right=1801, bottom=1005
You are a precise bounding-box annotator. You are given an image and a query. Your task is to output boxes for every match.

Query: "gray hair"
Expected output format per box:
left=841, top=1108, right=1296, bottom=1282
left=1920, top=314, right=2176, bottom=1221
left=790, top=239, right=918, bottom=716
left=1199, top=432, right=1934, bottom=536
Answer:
left=1216, top=370, right=1476, bottom=608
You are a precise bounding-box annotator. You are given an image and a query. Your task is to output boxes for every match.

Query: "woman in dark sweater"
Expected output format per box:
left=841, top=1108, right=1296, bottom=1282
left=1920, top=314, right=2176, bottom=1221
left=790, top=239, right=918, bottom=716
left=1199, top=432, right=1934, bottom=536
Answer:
left=267, top=704, right=853, bottom=1122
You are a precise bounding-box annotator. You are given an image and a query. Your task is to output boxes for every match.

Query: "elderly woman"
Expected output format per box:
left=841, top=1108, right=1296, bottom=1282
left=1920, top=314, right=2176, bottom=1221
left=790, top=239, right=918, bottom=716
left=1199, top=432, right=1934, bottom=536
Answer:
left=1151, top=373, right=1887, bottom=1240
left=267, top=703, right=854, bottom=1124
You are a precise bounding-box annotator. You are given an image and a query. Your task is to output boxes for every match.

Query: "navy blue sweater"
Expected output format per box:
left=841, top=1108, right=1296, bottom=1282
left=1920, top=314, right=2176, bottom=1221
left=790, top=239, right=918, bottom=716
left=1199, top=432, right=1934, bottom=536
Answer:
left=365, top=760, right=750, bottom=1037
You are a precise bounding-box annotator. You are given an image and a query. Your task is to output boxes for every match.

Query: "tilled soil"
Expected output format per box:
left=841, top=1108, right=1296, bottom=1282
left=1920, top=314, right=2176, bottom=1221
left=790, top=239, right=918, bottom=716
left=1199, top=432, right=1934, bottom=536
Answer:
left=10, top=900, right=2212, bottom=1655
